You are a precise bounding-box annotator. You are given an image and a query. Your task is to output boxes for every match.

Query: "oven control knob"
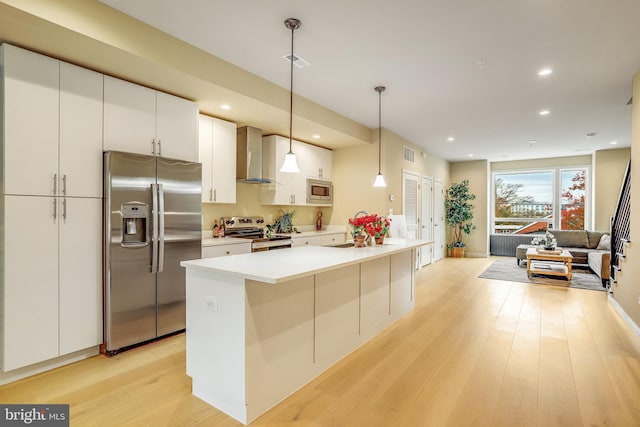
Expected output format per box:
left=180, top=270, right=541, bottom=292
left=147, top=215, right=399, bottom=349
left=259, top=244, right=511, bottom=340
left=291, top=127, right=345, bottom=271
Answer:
left=256, top=218, right=264, bottom=224
left=227, top=219, right=234, bottom=225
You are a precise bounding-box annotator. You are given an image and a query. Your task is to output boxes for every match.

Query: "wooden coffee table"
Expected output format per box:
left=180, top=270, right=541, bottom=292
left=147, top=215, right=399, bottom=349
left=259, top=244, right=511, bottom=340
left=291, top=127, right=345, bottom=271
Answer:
left=526, top=247, right=573, bottom=280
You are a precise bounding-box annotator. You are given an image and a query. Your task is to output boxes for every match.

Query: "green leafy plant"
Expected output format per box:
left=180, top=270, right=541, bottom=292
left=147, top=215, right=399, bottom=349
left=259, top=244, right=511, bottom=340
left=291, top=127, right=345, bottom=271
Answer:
left=269, top=210, right=299, bottom=234
left=445, top=179, right=476, bottom=249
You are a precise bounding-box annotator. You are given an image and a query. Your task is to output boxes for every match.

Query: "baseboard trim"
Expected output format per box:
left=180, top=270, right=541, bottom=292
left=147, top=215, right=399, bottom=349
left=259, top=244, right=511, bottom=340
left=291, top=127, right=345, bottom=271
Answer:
left=0, top=346, right=100, bottom=385
left=608, top=295, right=640, bottom=338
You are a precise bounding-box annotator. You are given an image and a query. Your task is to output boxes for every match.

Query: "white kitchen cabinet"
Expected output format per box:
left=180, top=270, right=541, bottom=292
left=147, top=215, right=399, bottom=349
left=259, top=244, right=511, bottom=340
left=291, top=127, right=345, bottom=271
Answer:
left=156, top=91, right=198, bottom=161
left=1, top=44, right=102, bottom=372
left=202, top=242, right=251, bottom=258
left=261, top=135, right=333, bottom=206
left=1, top=195, right=102, bottom=371
left=2, top=196, right=61, bottom=371
left=291, top=235, right=323, bottom=247
left=59, top=197, right=102, bottom=355
left=60, top=62, right=104, bottom=198
left=199, top=115, right=237, bottom=203
left=1, top=45, right=104, bottom=198
left=321, top=233, right=346, bottom=246
left=104, top=76, right=198, bottom=161
left=2, top=44, right=59, bottom=197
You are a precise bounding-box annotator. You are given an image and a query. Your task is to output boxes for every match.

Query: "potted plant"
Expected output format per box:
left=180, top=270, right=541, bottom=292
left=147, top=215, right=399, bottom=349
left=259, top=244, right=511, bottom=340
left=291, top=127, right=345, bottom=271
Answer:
left=364, top=214, right=391, bottom=245
left=348, top=215, right=368, bottom=247
left=445, top=179, right=476, bottom=258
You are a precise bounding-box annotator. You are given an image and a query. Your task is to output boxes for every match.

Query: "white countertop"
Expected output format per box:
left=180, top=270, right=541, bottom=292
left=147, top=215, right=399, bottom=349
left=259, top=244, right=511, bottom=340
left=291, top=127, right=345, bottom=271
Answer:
left=182, top=238, right=428, bottom=284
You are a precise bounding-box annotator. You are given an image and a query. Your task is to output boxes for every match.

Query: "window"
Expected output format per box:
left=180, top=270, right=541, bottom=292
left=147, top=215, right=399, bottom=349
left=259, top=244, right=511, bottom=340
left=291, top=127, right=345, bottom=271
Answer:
left=492, top=166, right=590, bottom=234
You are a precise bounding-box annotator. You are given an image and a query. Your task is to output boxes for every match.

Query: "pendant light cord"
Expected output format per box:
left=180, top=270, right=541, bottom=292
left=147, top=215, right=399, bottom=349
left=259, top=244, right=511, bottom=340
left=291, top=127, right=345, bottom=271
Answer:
left=375, top=86, right=385, bottom=174
left=288, top=22, right=295, bottom=154
left=378, top=90, right=382, bottom=174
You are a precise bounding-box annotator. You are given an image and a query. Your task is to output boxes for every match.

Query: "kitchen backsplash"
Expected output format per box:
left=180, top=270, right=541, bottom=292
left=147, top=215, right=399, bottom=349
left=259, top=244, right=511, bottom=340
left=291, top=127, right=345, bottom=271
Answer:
left=201, top=184, right=333, bottom=231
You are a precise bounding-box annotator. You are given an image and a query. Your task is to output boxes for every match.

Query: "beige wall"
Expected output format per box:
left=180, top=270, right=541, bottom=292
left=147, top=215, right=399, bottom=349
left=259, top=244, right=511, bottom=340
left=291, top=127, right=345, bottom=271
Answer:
left=612, top=70, right=640, bottom=330
left=449, top=160, right=489, bottom=257
left=332, top=129, right=450, bottom=233
left=593, top=148, right=631, bottom=231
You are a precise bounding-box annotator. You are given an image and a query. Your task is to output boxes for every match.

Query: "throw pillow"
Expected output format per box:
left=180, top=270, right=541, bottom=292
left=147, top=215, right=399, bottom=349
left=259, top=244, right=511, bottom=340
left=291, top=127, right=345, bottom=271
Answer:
left=597, top=234, right=611, bottom=251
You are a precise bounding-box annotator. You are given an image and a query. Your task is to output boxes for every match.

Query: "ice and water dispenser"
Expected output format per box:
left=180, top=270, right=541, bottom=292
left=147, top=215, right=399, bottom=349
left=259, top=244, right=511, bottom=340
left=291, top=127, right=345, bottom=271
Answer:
left=121, top=202, right=148, bottom=246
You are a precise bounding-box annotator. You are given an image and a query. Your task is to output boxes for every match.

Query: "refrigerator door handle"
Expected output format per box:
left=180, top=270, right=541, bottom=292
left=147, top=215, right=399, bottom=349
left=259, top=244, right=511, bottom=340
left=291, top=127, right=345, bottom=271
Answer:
left=151, top=183, right=159, bottom=273
left=158, top=183, right=165, bottom=273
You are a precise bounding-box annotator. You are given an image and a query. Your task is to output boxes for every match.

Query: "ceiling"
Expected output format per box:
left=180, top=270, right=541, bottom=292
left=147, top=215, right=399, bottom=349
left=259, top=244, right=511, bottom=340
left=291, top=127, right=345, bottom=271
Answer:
left=74, top=2, right=640, bottom=161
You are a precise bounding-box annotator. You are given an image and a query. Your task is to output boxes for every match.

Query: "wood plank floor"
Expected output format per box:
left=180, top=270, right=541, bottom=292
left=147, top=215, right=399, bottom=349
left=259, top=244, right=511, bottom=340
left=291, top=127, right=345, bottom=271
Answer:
left=2, top=256, right=640, bottom=426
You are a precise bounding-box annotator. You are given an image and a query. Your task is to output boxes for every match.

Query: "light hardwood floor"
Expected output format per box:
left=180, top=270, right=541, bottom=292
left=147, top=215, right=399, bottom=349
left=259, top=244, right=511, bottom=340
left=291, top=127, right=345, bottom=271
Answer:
left=2, top=257, right=640, bottom=426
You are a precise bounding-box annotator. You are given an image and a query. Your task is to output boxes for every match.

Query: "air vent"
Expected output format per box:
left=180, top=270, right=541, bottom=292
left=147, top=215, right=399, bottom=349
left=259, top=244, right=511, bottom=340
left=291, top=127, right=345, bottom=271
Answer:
left=403, top=146, right=415, bottom=163
left=283, top=53, right=310, bottom=69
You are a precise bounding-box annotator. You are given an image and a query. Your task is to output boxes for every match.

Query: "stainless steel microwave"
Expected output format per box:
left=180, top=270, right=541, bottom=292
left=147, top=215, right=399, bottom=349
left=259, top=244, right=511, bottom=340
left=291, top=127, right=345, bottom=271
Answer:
left=307, top=178, right=333, bottom=204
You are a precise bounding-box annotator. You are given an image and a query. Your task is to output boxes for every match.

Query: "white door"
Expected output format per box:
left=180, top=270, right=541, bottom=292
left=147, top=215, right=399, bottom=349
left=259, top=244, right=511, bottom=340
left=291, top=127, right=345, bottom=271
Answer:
left=3, top=44, right=59, bottom=197
left=211, top=117, right=237, bottom=203
left=103, top=76, right=156, bottom=156
left=156, top=91, right=199, bottom=161
left=59, top=62, right=104, bottom=198
left=3, top=195, right=59, bottom=371
left=433, top=180, right=445, bottom=262
left=420, top=176, right=433, bottom=267
left=59, top=197, right=103, bottom=355
left=402, top=170, right=420, bottom=241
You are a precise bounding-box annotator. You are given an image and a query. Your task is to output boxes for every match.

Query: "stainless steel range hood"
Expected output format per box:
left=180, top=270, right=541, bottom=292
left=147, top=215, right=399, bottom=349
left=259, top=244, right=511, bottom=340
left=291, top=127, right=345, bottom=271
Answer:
left=236, top=126, right=273, bottom=184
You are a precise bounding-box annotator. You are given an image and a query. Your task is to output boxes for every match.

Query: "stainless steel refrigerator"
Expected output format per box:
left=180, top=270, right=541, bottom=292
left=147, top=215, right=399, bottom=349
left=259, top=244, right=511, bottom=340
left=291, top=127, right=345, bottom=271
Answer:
left=103, top=151, right=202, bottom=354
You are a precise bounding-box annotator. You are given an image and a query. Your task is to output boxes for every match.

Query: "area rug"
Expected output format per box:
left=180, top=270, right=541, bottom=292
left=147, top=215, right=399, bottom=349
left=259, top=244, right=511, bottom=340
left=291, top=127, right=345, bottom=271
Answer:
left=479, top=257, right=606, bottom=292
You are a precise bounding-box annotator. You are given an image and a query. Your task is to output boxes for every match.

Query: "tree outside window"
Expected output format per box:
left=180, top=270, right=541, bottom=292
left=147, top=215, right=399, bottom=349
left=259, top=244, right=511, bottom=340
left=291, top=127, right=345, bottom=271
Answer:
left=561, top=169, right=585, bottom=230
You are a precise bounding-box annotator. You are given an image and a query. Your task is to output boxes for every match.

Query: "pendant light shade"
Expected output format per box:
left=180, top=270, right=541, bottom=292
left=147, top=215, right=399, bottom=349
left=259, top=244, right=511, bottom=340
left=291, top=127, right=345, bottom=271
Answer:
left=280, top=18, right=301, bottom=173
left=373, top=85, right=387, bottom=187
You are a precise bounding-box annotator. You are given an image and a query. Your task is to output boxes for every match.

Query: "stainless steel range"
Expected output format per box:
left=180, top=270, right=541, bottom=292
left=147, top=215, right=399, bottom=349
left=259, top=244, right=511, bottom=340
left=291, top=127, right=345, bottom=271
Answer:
left=223, top=216, right=293, bottom=252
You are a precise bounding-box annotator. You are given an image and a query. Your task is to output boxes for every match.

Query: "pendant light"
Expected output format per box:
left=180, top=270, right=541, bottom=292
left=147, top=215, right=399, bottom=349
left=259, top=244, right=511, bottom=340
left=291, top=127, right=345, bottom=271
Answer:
left=373, top=85, right=387, bottom=187
left=280, top=18, right=301, bottom=173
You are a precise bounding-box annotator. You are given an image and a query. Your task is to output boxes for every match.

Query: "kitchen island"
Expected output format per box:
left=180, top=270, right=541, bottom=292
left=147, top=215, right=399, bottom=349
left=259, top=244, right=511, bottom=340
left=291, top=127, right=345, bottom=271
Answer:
left=180, top=238, right=427, bottom=424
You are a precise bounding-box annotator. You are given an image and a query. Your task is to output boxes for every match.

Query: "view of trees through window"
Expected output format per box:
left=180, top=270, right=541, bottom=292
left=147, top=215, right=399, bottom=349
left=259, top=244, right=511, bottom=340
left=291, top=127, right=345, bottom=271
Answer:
left=493, top=168, right=587, bottom=234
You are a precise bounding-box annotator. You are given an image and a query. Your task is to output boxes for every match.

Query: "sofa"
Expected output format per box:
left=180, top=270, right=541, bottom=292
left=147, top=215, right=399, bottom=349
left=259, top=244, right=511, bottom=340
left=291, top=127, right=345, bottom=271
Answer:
left=515, top=229, right=610, bottom=283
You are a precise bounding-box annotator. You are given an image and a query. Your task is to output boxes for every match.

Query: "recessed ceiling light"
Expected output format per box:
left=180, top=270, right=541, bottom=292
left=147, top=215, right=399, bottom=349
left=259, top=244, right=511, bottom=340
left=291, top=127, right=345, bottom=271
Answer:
left=539, top=110, right=550, bottom=116
left=312, top=134, right=320, bottom=139
left=610, top=140, right=618, bottom=145
left=538, top=68, right=553, bottom=76
left=476, top=59, right=487, bottom=67
left=468, top=154, right=474, bottom=158
left=447, top=137, right=455, bottom=142
left=220, top=104, right=231, bottom=110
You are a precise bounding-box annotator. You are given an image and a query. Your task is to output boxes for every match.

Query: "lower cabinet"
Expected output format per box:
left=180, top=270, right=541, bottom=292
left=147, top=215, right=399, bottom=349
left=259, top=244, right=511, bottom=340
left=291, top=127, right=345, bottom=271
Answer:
left=1, top=195, right=102, bottom=371
left=202, top=242, right=252, bottom=258
left=292, top=233, right=346, bottom=247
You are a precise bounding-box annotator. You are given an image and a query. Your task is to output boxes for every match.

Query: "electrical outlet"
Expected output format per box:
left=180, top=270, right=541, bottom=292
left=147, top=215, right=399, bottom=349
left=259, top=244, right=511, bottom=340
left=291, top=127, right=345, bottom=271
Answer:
left=205, top=296, right=219, bottom=312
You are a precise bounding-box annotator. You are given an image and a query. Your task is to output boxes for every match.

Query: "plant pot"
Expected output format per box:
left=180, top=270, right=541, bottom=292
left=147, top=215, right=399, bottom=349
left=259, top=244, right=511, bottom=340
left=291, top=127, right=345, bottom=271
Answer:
left=354, top=235, right=366, bottom=247
left=450, top=247, right=465, bottom=258
left=375, top=236, right=385, bottom=245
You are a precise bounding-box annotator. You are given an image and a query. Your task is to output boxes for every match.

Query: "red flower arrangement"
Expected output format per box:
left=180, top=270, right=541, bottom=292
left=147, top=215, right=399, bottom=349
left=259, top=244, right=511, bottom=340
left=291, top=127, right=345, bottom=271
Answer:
left=348, top=214, right=391, bottom=238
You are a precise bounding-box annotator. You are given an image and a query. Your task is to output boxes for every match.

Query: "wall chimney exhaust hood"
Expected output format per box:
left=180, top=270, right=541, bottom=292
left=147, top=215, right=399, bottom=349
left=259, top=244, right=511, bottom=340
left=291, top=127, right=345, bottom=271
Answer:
left=236, top=126, right=273, bottom=184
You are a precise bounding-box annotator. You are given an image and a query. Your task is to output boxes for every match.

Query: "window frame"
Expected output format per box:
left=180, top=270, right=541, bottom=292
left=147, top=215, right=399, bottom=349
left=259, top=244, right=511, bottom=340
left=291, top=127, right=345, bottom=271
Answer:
left=491, top=165, right=592, bottom=234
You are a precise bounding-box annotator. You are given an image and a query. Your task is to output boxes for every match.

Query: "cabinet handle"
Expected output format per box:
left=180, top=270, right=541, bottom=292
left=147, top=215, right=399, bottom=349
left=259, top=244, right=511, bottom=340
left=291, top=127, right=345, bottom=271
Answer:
left=209, top=189, right=213, bottom=202
left=213, top=189, right=217, bottom=202
left=62, top=175, right=67, bottom=196
left=52, top=198, right=57, bottom=221
left=151, top=139, right=156, bottom=156
left=225, top=251, right=230, bottom=255
left=158, top=140, right=162, bottom=156
left=52, top=174, right=57, bottom=196
left=319, top=168, right=323, bottom=178
left=63, top=198, right=67, bottom=220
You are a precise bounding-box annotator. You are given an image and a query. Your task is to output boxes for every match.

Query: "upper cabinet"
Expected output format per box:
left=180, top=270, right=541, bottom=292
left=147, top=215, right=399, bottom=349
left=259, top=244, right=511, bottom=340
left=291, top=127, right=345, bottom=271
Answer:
left=1, top=44, right=103, bottom=198
left=198, top=115, right=237, bottom=203
left=104, top=76, right=198, bottom=162
left=261, top=135, right=333, bottom=206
